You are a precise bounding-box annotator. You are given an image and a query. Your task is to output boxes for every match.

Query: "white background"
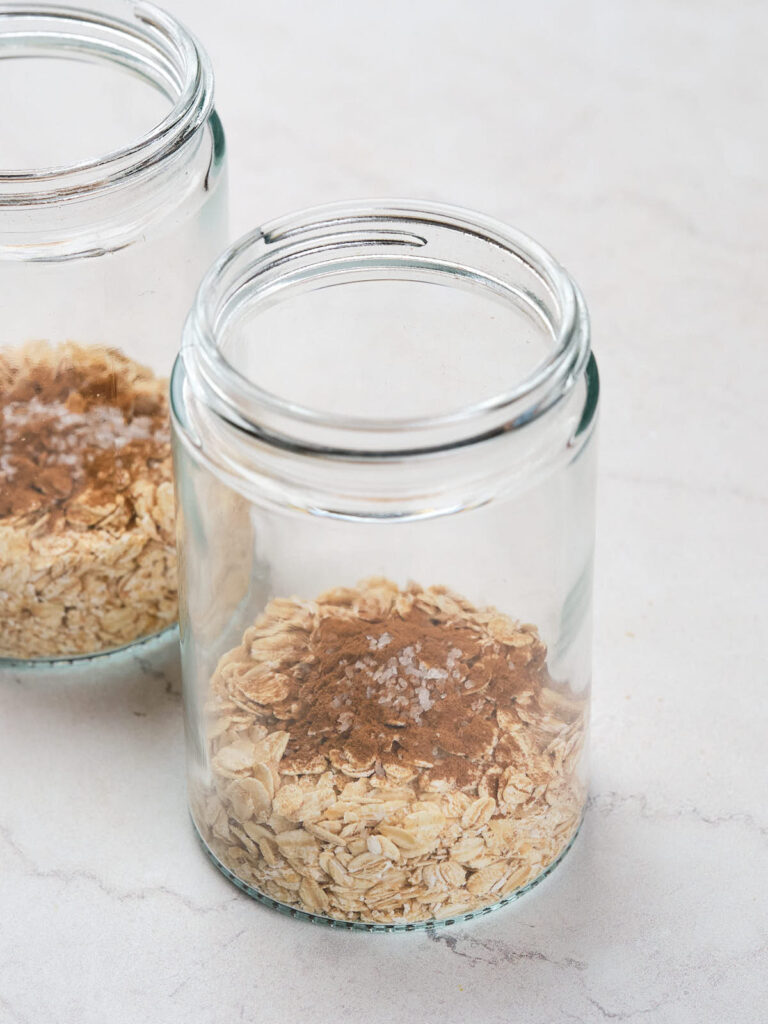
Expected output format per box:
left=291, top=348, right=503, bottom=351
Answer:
left=2, top=2, right=767, bottom=1022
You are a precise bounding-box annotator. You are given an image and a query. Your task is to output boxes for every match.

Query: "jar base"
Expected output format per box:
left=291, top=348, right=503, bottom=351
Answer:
left=0, top=622, right=178, bottom=669
left=191, top=813, right=583, bottom=933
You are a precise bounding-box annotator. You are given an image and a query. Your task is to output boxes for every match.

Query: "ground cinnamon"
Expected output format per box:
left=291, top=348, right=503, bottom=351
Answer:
left=248, top=593, right=546, bottom=790
left=0, top=341, right=169, bottom=526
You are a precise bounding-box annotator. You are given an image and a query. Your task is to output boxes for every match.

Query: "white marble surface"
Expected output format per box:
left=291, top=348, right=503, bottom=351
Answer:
left=2, top=1, right=767, bottom=1021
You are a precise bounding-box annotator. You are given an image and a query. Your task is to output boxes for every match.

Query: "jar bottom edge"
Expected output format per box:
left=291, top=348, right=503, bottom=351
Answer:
left=191, top=813, right=584, bottom=933
left=0, top=622, right=178, bottom=670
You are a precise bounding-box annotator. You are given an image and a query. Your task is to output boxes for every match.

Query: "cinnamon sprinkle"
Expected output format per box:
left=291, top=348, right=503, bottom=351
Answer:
left=251, top=598, right=544, bottom=790
left=0, top=341, right=169, bottom=524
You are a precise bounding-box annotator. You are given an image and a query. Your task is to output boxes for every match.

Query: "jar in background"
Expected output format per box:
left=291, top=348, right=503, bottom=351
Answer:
left=172, top=201, right=598, bottom=930
left=0, top=1, right=227, bottom=661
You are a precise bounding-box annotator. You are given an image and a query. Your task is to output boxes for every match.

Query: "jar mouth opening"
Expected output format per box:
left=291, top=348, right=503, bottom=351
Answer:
left=0, top=1, right=212, bottom=203
left=182, top=201, right=591, bottom=457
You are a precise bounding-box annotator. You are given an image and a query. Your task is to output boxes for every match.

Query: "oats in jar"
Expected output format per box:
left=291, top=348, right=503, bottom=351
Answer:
left=194, top=578, right=587, bottom=926
left=0, top=341, right=177, bottom=659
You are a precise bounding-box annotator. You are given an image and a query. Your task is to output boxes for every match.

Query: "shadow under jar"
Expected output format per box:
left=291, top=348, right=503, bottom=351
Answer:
left=172, top=201, right=598, bottom=930
left=0, top=0, right=227, bottom=662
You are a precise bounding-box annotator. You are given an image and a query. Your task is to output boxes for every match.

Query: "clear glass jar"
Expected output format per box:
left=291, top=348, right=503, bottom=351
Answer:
left=172, top=201, right=598, bottom=930
left=0, top=1, right=227, bottom=662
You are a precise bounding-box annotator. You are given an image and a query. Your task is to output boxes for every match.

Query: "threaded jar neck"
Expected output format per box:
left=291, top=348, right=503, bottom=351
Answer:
left=0, top=0, right=213, bottom=204
left=181, top=201, right=591, bottom=460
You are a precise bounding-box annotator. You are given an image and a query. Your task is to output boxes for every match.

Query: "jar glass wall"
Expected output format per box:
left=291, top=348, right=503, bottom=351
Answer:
left=172, top=202, right=598, bottom=930
left=0, top=1, right=227, bottom=661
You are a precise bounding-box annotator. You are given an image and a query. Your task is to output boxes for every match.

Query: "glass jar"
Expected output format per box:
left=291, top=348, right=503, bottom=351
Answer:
left=0, top=1, right=227, bottom=662
left=172, top=201, right=598, bottom=930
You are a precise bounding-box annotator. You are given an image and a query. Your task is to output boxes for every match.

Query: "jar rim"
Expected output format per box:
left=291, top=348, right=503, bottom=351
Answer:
left=181, top=200, right=592, bottom=458
left=0, top=0, right=213, bottom=203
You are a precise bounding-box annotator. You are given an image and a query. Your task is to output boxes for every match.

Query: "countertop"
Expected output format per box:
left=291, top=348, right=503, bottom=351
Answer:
left=2, top=2, right=767, bottom=1022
